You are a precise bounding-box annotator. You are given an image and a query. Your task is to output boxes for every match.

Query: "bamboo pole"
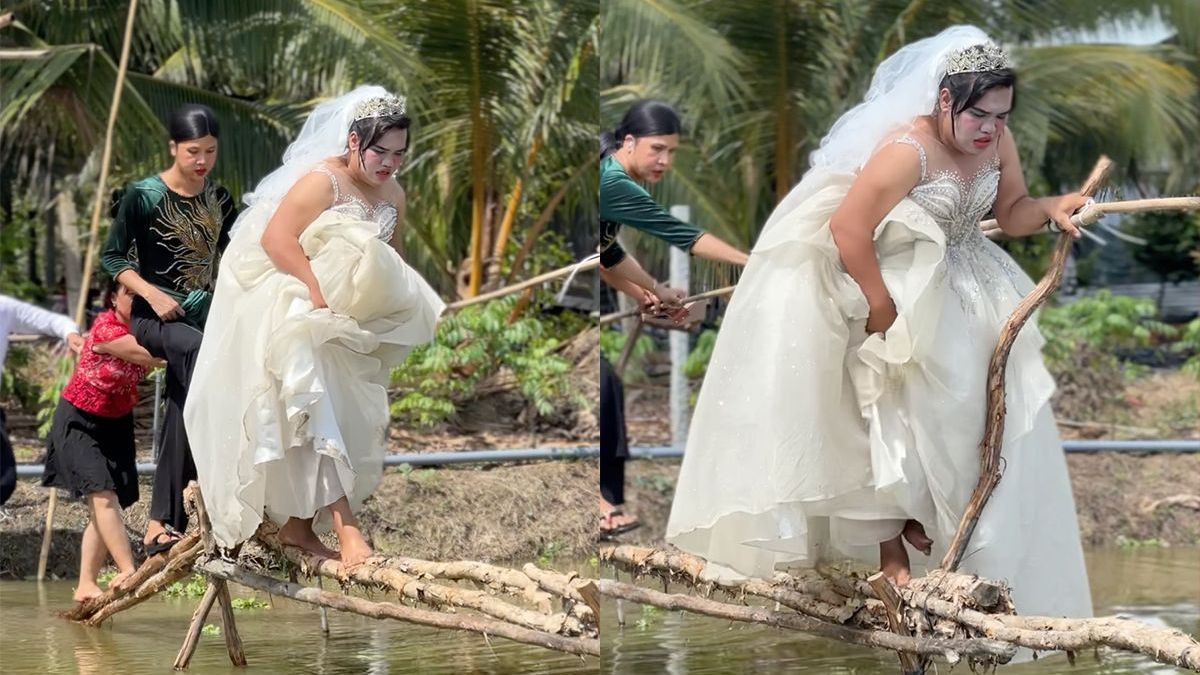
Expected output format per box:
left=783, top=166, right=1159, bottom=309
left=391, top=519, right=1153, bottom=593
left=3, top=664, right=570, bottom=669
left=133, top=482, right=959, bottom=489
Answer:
left=445, top=257, right=599, bottom=311
left=197, top=559, right=599, bottom=657
left=38, top=0, right=140, bottom=582
left=980, top=195, right=1200, bottom=236
left=214, top=580, right=247, bottom=666
left=599, top=285, right=736, bottom=326
left=941, top=157, right=1113, bottom=572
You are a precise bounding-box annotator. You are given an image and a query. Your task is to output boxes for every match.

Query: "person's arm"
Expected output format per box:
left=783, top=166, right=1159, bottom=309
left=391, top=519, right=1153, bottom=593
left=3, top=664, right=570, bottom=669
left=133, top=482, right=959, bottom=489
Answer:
left=388, top=182, right=407, bottom=258
left=602, top=255, right=686, bottom=307
left=5, top=296, right=82, bottom=353
left=600, top=267, right=654, bottom=306
left=993, top=132, right=1088, bottom=238
left=91, top=334, right=163, bottom=369
left=602, top=179, right=748, bottom=266
left=101, top=188, right=183, bottom=320
left=260, top=172, right=336, bottom=309
left=828, top=142, right=922, bottom=334
left=691, top=233, right=748, bottom=266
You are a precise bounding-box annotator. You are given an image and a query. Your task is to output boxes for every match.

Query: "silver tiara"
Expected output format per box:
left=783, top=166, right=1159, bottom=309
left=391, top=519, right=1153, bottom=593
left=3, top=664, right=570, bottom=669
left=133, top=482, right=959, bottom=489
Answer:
left=945, top=42, right=1013, bottom=76
left=352, top=94, right=407, bottom=122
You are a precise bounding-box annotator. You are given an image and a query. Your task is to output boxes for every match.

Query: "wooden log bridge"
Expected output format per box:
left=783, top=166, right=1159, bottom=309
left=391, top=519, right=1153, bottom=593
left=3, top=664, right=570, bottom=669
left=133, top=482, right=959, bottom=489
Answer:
left=63, top=484, right=599, bottom=666
left=600, top=544, right=1200, bottom=672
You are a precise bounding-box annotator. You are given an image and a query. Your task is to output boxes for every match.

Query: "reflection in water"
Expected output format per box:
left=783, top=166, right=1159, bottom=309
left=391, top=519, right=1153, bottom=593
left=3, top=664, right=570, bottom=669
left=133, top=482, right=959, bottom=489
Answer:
left=602, top=548, right=1200, bottom=674
left=0, top=562, right=596, bottom=675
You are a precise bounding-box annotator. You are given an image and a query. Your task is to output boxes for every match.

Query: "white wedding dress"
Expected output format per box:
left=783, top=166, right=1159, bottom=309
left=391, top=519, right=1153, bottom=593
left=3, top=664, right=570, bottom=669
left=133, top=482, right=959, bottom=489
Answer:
left=184, top=165, right=444, bottom=548
left=666, top=130, right=1093, bottom=622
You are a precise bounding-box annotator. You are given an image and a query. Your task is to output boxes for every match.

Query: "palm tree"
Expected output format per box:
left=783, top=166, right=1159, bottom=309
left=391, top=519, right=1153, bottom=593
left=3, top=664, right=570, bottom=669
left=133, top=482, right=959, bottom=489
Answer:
left=602, top=0, right=1199, bottom=280
left=0, top=0, right=598, bottom=299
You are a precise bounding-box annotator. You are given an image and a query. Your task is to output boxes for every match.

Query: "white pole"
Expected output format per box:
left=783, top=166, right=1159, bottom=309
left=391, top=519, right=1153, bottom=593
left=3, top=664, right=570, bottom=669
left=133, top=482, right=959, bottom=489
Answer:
left=668, top=205, right=691, bottom=448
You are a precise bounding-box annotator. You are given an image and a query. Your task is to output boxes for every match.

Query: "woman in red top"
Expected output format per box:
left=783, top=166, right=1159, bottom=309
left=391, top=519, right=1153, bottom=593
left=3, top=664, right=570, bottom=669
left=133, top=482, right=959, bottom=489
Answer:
left=42, top=282, right=164, bottom=602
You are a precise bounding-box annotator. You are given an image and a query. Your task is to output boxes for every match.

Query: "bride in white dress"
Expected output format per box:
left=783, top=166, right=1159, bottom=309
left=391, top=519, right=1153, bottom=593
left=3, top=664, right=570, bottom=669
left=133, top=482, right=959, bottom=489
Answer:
left=666, top=26, right=1093, bottom=619
left=184, top=86, right=444, bottom=566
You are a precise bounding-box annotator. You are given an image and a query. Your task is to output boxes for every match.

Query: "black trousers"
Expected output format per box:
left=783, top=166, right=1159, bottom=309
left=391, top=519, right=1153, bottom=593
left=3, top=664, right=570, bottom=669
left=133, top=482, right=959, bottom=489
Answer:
left=130, top=297, right=203, bottom=532
left=600, top=357, right=628, bottom=506
left=0, top=407, right=15, bottom=505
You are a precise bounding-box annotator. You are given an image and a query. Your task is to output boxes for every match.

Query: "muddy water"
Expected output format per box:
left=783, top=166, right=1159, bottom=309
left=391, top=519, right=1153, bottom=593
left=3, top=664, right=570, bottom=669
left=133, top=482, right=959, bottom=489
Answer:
left=0, top=560, right=598, bottom=674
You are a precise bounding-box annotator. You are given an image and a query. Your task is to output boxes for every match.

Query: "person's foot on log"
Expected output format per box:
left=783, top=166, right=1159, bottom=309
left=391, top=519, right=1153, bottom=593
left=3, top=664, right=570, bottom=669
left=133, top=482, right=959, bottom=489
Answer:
left=108, top=567, right=136, bottom=593
left=879, top=535, right=913, bottom=587
left=327, top=497, right=372, bottom=571
left=277, top=517, right=338, bottom=560
left=143, top=521, right=184, bottom=556
left=902, top=519, right=934, bottom=556
left=73, top=581, right=104, bottom=603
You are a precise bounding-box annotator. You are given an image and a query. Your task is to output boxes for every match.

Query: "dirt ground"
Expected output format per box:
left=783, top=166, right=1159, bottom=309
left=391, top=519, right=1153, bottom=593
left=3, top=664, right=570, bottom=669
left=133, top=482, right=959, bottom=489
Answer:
left=0, top=458, right=598, bottom=580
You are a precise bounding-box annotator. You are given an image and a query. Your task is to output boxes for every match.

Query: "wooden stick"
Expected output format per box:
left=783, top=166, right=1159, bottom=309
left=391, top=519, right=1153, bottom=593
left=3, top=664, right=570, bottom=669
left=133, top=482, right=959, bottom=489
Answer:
left=257, top=529, right=589, bottom=636
left=869, top=573, right=925, bottom=674
left=979, top=195, right=1200, bottom=236
left=941, top=156, right=1113, bottom=572
left=445, top=257, right=599, bottom=312
left=197, top=559, right=599, bottom=657
left=599, top=285, right=736, bottom=326
left=172, top=582, right=221, bottom=669
left=388, top=556, right=554, bottom=612
left=614, top=318, right=644, bottom=378
left=65, top=532, right=202, bottom=621
left=38, top=0, right=140, bottom=583
left=84, top=540, right=204, bottom=626
left=215, top=580, right=247, bottom=666
left=599, top=579, right=1016, bottom=662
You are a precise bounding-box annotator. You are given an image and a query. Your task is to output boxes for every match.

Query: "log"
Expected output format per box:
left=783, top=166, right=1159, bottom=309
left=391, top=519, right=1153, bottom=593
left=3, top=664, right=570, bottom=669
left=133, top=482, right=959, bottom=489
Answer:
left=64, top=532, right=202, bottom=622
left=388, top=556, right=553, bottom=612
left=941, top=156, right=1113, bottom=572
left=214, top=580, right=247, bottom=666
left=172, top=582, right=221, bottom=670
left=869, top=572, right=925, bottom=674
left=83, top=540, right=204, bottom=626
left=599, top=579, right=1016, bottom=663
left=521, top=563, right=600, bottom=620
left=197, top=559, right=599, bottom=657
left=257, top=529, right=589, bottom=636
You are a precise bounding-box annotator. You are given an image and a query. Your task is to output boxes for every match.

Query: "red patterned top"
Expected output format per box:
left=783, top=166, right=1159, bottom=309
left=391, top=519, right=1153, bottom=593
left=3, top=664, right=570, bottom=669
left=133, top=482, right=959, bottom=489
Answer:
left=62, top=310, right=148, bottom=418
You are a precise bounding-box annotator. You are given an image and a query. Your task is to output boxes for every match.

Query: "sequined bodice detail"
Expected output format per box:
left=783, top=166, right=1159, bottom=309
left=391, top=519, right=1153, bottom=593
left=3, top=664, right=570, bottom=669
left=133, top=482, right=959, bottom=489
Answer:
left=895, top=135, right=999, bottom=250
left=311, top=165, right=397, bottom=242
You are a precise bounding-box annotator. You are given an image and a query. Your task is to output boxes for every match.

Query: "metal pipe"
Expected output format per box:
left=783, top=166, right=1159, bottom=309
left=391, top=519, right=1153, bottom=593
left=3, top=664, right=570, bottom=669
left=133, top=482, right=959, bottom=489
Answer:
left=15, top=446, right=602, bottom=478
left=13, top=440, right=1199, bottom=479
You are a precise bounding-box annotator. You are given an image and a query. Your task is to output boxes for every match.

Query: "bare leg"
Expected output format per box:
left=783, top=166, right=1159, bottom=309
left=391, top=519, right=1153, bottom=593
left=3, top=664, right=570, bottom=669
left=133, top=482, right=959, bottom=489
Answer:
left=879, top=535, right=912, bottom=587
left=277, top=516, right=338, bottom=559
left=87, top=491, right=136, bottom=590
left=75, top=520, right=107, bottom=602
left=902, top=519, right=934, bottom=556
left=328, top=497, right=372, bottom=569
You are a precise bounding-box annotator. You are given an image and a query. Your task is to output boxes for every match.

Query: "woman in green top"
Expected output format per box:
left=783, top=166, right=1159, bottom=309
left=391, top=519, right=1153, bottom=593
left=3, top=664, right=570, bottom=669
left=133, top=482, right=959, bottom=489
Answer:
left=100, top=104, right=238, bottom=554
left=599, top=100, right=747, bottom=537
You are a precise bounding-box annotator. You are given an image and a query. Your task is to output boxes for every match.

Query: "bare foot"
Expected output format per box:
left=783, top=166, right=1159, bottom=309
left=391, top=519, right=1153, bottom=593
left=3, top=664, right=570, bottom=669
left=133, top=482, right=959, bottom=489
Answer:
left=277, top=518, right=338, bottom=559
left=879, top=535, right=912, bottom=587
left=107, top=569, right=136, bottom=593
left=902, top=519, right=934, bottom=556
left=73, top=582, right=103, bottom=603
left=336, top=525, right=373, bottom=570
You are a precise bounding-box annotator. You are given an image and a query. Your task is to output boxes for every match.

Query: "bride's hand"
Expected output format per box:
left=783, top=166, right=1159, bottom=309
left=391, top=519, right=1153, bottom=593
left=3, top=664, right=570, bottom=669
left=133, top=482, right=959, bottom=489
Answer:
left=1046, top=192, right=1090, bottom=239
left=866, top=298, right=898, bottom=334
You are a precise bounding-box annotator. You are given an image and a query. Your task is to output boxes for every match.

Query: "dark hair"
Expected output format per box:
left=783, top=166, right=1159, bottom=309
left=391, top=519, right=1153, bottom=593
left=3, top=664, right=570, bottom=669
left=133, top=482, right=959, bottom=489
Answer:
left=600, top=100, right=682, bottom=159
left=938, top=67, right=1017, bottom=137
left=100, top=278, right=121, bottom=310
left=350, top=113, right=412, bottom=167
left=169, top=104, right=220, bottom=142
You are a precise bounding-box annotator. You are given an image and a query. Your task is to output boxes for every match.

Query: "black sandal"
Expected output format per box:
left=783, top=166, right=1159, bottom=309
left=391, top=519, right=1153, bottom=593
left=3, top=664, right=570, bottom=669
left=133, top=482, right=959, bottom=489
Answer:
left=145, top=525, right=184, bottom=556
left=599, top=509, right=641, bottom=539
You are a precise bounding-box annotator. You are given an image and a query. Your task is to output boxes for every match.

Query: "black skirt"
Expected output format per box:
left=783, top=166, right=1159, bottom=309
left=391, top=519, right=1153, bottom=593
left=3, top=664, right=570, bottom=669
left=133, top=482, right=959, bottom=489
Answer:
left=41, top=400, right=139, bottom=508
